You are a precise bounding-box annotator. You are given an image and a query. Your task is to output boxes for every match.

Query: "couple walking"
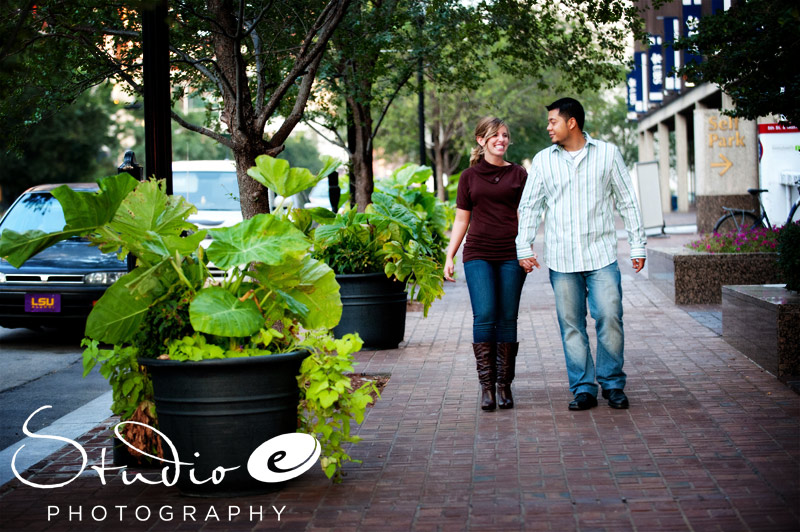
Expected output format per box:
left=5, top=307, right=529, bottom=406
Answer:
left=444, top=98, right=647, bottom=412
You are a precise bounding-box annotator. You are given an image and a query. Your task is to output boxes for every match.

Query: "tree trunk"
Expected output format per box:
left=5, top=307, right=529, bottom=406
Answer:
left=346, top=96, right=374, bottom=212
left=232, top=139, right=277, bottom=219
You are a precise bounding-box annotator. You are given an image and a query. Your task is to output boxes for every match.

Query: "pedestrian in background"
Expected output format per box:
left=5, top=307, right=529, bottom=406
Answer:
left=445, top=117, right=530, bottom=411
left=516, top=98, right=646, bottom=411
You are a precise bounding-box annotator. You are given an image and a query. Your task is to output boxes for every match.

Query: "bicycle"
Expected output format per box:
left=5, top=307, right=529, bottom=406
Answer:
left=714, top=179, right=800, bottom=233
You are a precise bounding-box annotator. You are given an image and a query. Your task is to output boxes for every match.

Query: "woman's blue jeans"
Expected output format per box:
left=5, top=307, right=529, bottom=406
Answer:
left=463, top=259, right=527, bottom=343
left=548, top=261, right=626, bottom=397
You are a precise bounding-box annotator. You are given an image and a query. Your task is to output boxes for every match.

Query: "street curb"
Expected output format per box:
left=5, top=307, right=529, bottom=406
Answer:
left=0, top=390, right=112, bottom=487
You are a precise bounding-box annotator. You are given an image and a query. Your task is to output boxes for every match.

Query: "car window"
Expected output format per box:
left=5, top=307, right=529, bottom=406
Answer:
left=173, top=171, right=239, bottom=210
left=0, top=193, right=66, bottom=235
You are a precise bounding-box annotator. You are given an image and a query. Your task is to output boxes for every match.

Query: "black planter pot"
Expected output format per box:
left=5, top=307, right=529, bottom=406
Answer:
left=333, top=272, right=407, bottom=349
left=139, top=350, right=309, bottom=497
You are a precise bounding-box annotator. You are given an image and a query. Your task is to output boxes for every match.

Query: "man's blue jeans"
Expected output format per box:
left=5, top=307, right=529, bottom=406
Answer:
left=549, top=261, right=626, bottom=397
left=463, top=259, right=527, bottom=343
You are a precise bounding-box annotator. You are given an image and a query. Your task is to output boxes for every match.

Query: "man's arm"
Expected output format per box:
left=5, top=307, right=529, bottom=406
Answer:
left=516, top=161, right=546, bottom=262
left=609, top=146, right=647, bottom=271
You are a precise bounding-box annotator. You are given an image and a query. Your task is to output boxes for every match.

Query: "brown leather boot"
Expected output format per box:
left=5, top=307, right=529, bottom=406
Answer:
left=472, top=342, right=496, bottom=411
left=496, top=342, right=518, bottom=409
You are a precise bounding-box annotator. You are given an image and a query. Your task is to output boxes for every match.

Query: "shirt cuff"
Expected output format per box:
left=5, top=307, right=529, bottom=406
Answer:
left=630, top=245, right=646, bottom=260
left=516, top=247, right=536, bottom=260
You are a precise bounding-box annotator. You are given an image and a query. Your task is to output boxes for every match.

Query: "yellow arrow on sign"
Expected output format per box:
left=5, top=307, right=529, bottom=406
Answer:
left=710, top=153, right=733, bottom=176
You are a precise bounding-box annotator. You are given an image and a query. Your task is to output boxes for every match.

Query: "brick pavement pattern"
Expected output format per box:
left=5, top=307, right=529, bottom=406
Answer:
left=0, top=238, right=798, bottom=531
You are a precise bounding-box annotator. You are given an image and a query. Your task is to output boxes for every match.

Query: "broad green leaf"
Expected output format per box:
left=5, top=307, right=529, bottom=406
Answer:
left=247, top=155, right=290, bottom=193
left=253, top=255, right=342, bottom=329
left=138, top=230, right=208, bottom=259
left=206, top=213, right=309, bottom=269
left=316, top=156, right=341, bottom=183
left=0, top=174, right=138, bottom=267
left=85, top=266, right=164, bottom=343
left=391, top=163, right=432, bottom=187
left=189, top=286, right=264, bottom=337
left=53, top=173, right=140, bottom=230
left=248, top=154, right=342, bottom=198
left=318, top=389, right=339, bottom=408
left=306, top=207, right=337, bottom=224
left=95, top=179, right=198, bottom=262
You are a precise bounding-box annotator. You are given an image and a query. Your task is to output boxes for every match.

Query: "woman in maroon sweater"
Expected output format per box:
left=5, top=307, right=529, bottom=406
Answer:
left=444, top=117, right=531, bottom=411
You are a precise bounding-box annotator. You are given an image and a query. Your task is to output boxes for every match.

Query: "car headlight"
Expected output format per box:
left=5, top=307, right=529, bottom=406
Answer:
left=0, top=272, right=5, bottom=283
left=84, top=271, right=126, bottom=285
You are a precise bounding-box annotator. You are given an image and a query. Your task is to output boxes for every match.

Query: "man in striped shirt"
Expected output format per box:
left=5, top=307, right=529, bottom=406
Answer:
left=516, top=98, right=646, bottom=412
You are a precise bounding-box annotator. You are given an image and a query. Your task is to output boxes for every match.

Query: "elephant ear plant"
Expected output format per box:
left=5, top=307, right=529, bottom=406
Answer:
left=0, top=157, right=379, bottom=482
left=307, top=162, right=452, bottom=316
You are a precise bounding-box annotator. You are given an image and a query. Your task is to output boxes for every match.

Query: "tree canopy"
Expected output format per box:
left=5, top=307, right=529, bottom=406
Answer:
left=306, top=0, right=645, bottom=209
left=1, top=0, right=645, bottom=214
left=0, top=85, right=117, bottom=210
left=1, top=0, right=348, bottom=218
left=675, top=0, right=800, bottom=126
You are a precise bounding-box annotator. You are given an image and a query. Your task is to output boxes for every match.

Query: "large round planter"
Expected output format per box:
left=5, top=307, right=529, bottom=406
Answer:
left=333, top=272, right=407, bottom=349
left=139, top=350, right=309, bottom=497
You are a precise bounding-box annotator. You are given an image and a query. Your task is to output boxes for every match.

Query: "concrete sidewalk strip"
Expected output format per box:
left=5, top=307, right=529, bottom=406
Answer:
left=0, top=225, right=798, bottom=531
left=0, top=391, right=112, bottom=487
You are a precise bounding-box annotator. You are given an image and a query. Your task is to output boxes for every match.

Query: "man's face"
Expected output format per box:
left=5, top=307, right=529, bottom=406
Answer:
left=546, top=109, right=570, bottom=146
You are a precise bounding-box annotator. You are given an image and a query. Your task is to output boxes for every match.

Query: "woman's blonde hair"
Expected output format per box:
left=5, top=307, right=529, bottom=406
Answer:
left=469, top=117, right=510, bottom=167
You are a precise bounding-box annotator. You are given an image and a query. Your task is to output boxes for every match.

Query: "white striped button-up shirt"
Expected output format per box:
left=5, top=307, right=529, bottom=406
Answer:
left=516, top=133, right=646, bottom=273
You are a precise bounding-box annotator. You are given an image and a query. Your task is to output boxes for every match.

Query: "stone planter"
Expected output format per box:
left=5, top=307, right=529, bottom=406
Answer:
left=647, top=248, right=783, bottom=304
left=722, top=285, right=800, bottom=383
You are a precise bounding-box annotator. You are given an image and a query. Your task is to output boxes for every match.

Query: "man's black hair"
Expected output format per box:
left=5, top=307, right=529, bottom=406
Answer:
left=546, top=98, right=585, bottom=131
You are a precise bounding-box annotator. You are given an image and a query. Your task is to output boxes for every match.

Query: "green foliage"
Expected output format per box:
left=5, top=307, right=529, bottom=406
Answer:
left=0, top=84, right=118, bottom=210
left=675, top=0, right=800, bottom=126
left=311, top=0, right=643, bottom=207
left=1, top=0, right=348, bottom=218
left=0, top=155, right=375, bottom=481
left=279, top=133, right=325, bottom=174
left=778, top=221, right=800, bottom=292
left=686, top=226, right=780, bottom=254
left=311, top=164, right=449, bottom=315
left=312, top=209, right=387, bottom=274
left=248, top=154, right=340, bottom=200
left=81, top=339, right=152, bottom=421
left=131, top=289, right=194, bottom=358
left=297, top=334, right=378, bottom=481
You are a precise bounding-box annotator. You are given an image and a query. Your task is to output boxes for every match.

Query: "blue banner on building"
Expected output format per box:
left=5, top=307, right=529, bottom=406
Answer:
left=649, top=36, right=664, bottom=102
left=627, top=51, right=646, bottom=113
left=682, top=0, right=703, bottom=67
left=663, top=17, right=681, bottom=92
left=626, top=71, right=637, bottom=113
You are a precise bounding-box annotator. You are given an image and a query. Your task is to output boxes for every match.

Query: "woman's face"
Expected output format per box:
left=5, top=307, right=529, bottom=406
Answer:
left=478, top=125, right=509, bottom=159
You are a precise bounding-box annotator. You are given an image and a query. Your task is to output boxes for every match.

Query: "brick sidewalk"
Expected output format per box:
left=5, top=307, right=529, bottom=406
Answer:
left=1, top=232, right=798, bottom=531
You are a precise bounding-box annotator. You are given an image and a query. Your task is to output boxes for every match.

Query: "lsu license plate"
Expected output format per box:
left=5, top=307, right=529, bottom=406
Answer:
left=25, top=293, right=61, bottom=313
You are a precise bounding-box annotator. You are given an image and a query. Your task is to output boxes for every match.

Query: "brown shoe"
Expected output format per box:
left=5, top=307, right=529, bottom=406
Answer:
left=496, top=342, right=518, bottom=409
left=472, top=342, right=496, bottom=411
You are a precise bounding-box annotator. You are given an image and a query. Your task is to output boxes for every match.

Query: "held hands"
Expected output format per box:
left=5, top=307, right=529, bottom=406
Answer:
left=518, top=254, right=540, bottom=273
left=631, top=258, right=645, bottom=273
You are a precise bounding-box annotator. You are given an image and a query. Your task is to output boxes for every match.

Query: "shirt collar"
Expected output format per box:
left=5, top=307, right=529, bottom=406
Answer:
left=549, top=132, right=596, bottom=153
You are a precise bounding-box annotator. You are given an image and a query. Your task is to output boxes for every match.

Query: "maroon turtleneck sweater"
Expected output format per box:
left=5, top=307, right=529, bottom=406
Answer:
left=456, top=158, right=528, bottom=262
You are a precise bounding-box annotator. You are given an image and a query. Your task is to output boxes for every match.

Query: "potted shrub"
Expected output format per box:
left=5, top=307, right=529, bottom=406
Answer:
left=778, top=220, right=800, bottom=292
left=0, top=157, right=378, bottom=495
left=251, top=161, right=450, bottom=349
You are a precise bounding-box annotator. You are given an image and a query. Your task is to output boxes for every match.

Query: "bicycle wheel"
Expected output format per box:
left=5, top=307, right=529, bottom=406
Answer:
left=713, top=211, right=760, bottom=234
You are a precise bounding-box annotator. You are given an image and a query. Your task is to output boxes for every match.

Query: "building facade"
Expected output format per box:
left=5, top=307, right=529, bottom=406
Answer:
left=629, top=0, right=797, bottom=232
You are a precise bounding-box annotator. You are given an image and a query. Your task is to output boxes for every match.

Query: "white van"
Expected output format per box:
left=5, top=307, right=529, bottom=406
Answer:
left=172, top=160, right=242, bottom=230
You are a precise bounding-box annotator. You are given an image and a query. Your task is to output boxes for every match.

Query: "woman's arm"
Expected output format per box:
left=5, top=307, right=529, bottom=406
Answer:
left=444, top=208, right=471, bottom=281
